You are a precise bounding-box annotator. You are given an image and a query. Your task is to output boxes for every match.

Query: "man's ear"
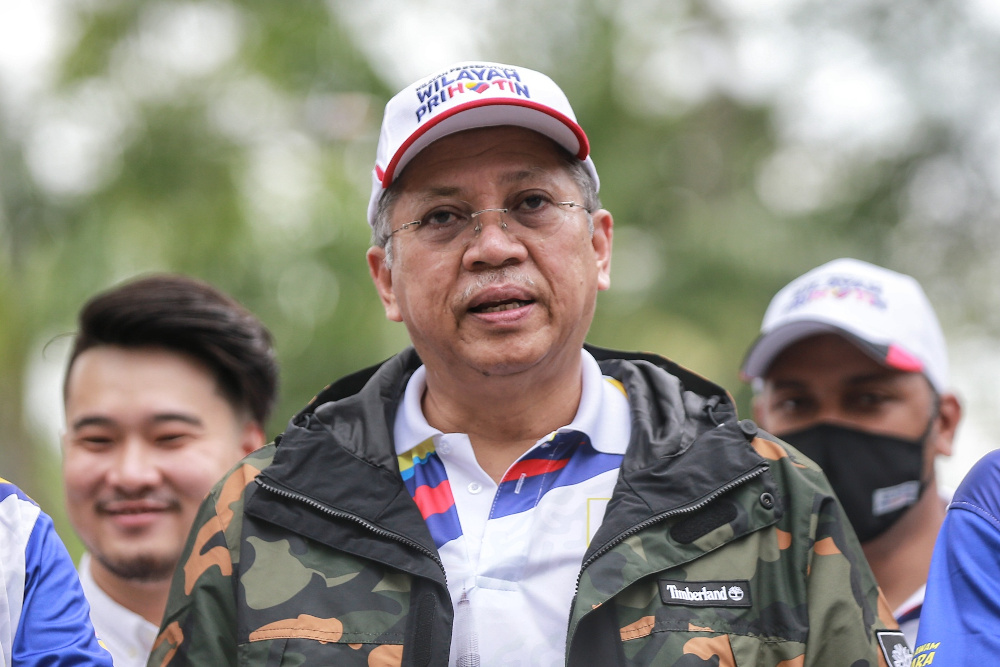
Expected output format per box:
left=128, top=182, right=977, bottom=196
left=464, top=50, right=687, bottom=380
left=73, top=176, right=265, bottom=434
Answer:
left=240, top=421, right=266, bottom=457
left=367, top=246, right=402, bottom=322
left=932, top=392, right=962, bottom=457
left=592, top=209, right=613, bottom=292
left=751, top=394, right=767, bottom=428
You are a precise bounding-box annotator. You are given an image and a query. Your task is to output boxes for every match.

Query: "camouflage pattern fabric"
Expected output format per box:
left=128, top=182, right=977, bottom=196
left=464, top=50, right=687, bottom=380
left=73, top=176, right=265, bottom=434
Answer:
left=150, top=347, right=898, bottom=667
left=568, top=430, right=898, bottom=666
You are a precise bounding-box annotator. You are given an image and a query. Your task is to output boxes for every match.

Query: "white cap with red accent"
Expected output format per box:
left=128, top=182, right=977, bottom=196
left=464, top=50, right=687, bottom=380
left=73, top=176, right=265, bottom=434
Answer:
left=741, top=258, right=949, bottom=393
left=367, top=61, right=599, bottom=227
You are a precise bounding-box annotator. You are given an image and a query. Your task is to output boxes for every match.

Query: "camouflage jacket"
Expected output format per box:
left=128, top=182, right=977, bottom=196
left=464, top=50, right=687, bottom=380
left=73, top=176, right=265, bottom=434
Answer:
left=150, top=346, right=902, bottom=667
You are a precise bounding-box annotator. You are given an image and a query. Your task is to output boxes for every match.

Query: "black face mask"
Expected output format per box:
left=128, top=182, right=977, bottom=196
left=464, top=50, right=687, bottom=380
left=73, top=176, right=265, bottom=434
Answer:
left=777, top=421, right=932, bottom=543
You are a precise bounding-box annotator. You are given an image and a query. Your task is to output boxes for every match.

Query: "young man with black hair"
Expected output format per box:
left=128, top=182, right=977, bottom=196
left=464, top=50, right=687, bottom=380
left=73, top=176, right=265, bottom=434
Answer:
left=61, top=274, right=278, bottom=667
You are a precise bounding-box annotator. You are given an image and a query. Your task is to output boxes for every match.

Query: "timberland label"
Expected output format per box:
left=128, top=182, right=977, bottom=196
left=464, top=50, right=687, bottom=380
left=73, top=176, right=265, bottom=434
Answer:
left=658, top=579, right=752, bottom=607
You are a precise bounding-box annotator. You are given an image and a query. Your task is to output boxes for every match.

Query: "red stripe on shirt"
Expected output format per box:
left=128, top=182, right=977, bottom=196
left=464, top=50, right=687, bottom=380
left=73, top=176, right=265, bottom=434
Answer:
left=501, top=457, right=570, bottom=483
left=412, top=479, right=456, bottom=519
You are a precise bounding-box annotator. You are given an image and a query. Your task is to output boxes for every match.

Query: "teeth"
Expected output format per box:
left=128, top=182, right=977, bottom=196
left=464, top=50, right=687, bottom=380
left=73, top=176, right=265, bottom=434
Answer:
left=480, top=301, right=526, bottom=313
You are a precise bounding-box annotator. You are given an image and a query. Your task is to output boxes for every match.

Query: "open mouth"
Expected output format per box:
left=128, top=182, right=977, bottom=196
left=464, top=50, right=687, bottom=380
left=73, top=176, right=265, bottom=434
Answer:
left=470, top=299, right=533, bottom=314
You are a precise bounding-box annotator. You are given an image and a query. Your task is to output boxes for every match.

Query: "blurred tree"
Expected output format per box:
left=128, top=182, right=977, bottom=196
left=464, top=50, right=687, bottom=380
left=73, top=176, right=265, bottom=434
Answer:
left=421, top=0, right=919, bottom=388
left=2, top=0, right=1000, bottom=547
left=0, top=0, right=394, bottom=546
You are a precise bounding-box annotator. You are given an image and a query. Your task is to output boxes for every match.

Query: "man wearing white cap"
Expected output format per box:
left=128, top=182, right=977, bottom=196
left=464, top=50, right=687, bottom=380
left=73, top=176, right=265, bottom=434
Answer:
left=154, top=64, right=901, bottom=666
left=742, top=257, right=963, bottom=647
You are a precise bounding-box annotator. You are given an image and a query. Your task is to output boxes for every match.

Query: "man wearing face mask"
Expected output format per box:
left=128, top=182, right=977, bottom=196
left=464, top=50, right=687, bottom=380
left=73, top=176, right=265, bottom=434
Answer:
left=741, top=258, right=962, bottom=647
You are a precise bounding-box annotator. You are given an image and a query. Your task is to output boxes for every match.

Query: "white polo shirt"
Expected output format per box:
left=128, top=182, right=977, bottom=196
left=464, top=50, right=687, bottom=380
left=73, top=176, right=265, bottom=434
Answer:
left=78, top=553, right=158, bottom=667
left=394, top=349, right=632, bottom=666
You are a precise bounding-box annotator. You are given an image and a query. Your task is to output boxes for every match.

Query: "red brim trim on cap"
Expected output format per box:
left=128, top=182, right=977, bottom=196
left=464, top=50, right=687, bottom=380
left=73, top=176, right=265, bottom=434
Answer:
left=740, top=322, right=927, bottom=382
left=885, top=343, right=924, bottom=373
left=380, top=98, right=590, bottom=187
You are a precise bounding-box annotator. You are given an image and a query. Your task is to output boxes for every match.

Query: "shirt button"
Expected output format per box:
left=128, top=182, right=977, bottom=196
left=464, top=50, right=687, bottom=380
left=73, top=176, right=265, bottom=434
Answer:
left=468, top=482, right=482, bottom=494
left=439, top=443, right=452, bottom=455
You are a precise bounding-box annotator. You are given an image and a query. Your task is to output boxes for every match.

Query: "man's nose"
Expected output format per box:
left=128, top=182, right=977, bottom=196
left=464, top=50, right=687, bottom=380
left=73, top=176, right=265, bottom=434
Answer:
left=463, top=209, right=528, bottom=268
left=107, top=439, right=160, bottom=490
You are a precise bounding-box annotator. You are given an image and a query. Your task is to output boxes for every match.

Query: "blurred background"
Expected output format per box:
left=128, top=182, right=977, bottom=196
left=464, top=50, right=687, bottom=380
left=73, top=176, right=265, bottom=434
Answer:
left=2, top=0, right=999, bottom=556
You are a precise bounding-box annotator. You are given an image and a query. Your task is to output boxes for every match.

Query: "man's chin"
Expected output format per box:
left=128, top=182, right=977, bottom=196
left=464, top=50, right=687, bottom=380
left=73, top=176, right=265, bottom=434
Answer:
left=469, top=342, right=568, bottom=379
left=95, top=551, right=178, bottom=583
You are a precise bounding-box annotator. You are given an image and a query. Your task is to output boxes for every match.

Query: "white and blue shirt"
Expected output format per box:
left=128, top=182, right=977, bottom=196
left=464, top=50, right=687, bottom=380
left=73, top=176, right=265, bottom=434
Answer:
left=394, top=350, right=631, bottom=666
left=0, top=479, right=113, bottom=667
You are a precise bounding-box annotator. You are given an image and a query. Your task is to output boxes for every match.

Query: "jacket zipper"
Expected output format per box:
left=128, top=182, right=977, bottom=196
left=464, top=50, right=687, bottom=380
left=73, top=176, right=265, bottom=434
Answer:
left=255, top=477, right=447, bottom=578
left=567, top=465, right=768, bottom=645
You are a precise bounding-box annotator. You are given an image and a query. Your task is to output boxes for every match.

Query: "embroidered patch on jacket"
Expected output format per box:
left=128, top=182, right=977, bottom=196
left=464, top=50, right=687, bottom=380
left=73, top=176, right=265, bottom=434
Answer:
left=876, top=630, right=912, bottom=667
left=658, top=580, right=752, bottom=607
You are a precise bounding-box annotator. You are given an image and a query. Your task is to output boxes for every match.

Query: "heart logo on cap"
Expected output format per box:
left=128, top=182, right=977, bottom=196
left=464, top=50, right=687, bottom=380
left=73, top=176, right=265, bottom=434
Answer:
left=466, top=82, right=490, bottom=93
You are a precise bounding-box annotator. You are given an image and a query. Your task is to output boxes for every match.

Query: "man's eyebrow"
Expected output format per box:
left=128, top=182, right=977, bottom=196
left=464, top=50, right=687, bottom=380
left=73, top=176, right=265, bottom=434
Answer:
left=844, top=370, right=906, bottom=387
left=71, top=413, right=203, bottom=430
left=151, top=413, right=204, bottom=427
left=767, top=378, right=808, bottom=392
left=71, top=415, right=116, bottom=431
left=498, top=168, right=550, bottom=186
left=417, top=186, right=462, bottom=201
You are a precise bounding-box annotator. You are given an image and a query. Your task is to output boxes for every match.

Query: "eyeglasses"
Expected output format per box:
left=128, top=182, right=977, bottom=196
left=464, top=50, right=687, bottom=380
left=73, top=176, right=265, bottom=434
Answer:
left=388, top=195, right=589, bottom=251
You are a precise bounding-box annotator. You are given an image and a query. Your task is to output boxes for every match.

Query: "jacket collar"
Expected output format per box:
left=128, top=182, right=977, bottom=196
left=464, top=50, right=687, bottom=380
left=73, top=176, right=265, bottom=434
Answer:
left=253, top=346, right=768, bottom=561
left=254, top=348, right=431, bottom=542
left=584, top=352, right=770, bottom=560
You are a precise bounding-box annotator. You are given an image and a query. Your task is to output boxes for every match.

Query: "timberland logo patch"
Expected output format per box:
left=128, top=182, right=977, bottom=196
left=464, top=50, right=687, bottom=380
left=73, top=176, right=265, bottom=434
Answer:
left=658, top=579, right=752, bottom=607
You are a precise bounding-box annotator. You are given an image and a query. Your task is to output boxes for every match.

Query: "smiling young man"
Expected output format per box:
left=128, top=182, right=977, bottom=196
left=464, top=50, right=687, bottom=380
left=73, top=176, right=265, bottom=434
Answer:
left=742, top=258, right=962, bottom=647
left=61, top=275, right=278, bottom=667
left=155, top=63, right=901, bottom=666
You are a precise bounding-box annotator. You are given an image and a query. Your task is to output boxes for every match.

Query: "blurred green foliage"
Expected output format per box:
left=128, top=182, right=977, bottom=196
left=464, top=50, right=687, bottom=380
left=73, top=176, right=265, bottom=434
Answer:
left=2, top=0, right=988, bottom=552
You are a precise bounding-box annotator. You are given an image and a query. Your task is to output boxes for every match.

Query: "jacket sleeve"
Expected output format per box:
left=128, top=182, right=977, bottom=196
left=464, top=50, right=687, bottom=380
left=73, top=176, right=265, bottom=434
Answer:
left=799, top=489, right=900, bottom=667
left=14, top=508, right=115, bottom=667
left=754, top=438, right=910, bottom=667
left=148, top=460, right=266, bottom=667
left=748, top=436, right=900, bottom=667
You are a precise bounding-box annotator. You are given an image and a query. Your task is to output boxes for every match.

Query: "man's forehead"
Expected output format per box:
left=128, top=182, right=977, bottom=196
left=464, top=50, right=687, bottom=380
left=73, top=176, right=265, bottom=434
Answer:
left=64, top=344, right=239, bottom=414
left=404, top=166, right=566, bottom=199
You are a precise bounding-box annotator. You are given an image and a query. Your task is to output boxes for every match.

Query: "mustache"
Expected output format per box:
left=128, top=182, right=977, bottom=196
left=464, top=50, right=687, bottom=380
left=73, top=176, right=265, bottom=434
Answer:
left=459, top=267, right=536, bottom=303
left=94, top=491, right=183, bottom=514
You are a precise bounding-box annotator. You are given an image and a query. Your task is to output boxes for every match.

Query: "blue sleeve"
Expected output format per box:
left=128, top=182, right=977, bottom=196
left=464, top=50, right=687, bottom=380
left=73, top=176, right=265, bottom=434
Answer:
left=14, top=509, right=114, bottom=667
left=913, top=453, right=1000, bottom=665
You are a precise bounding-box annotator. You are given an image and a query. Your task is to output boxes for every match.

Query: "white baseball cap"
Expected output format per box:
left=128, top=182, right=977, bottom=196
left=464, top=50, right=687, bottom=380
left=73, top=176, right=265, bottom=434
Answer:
left=367, top=61, right=600, bottom=227
left=741, top=258, right=948, bottom=393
